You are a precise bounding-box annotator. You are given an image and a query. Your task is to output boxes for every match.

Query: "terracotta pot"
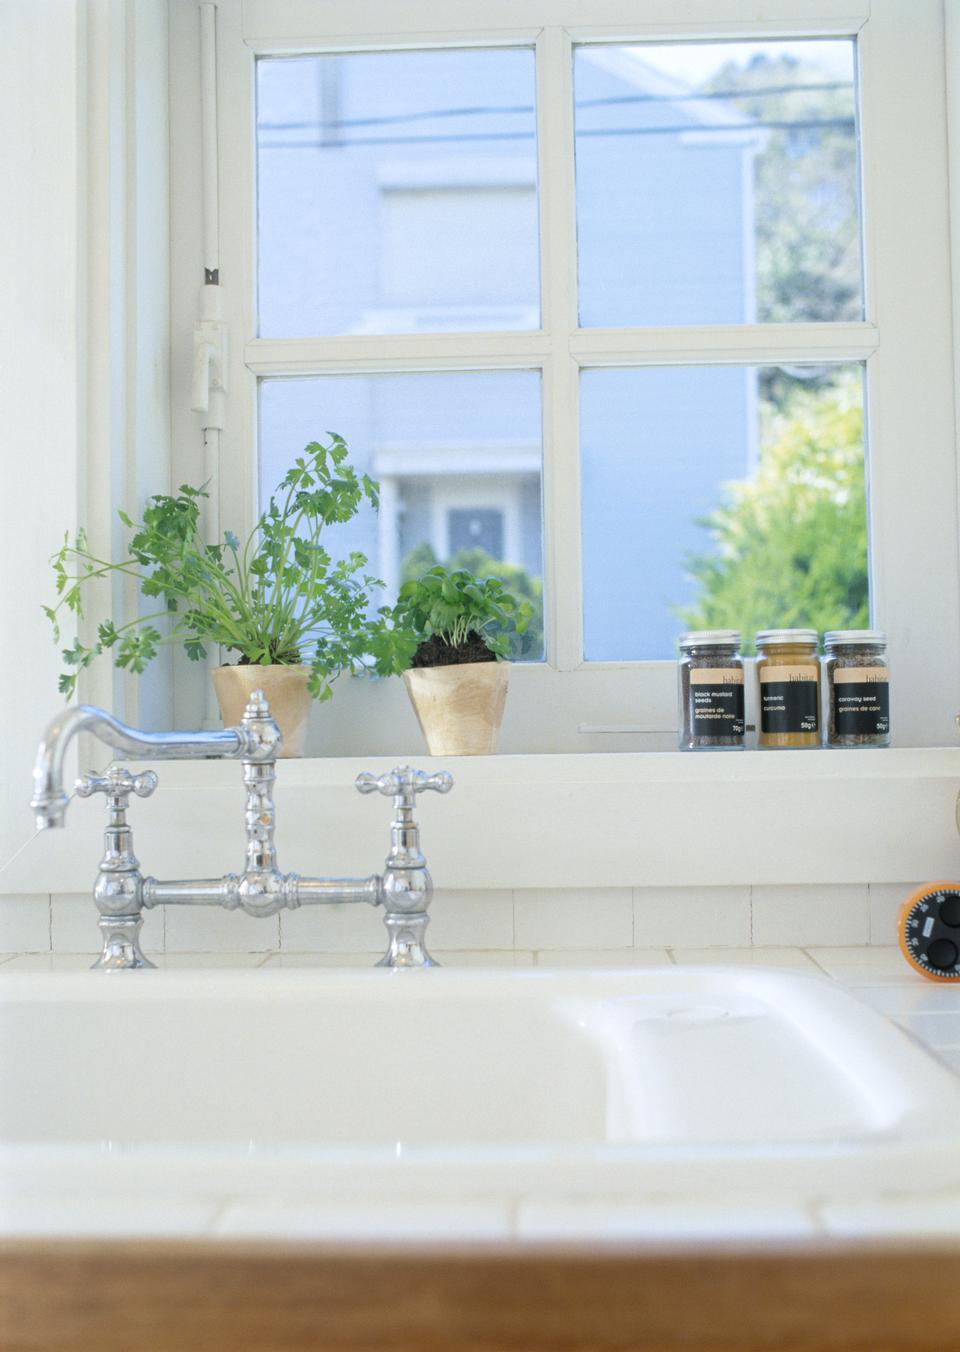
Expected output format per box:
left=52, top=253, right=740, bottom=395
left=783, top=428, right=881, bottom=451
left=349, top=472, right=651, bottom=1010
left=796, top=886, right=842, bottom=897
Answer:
left=211, top=664, right=312, bottom=758
left=403, top=661, right=509, bottom=756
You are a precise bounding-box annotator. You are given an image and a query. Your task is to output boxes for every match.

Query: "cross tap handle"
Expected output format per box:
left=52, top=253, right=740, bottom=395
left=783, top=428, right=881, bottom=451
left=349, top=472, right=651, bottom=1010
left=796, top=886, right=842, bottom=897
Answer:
left=76, top=767, right=159, bottom=803
left=355, top=766, right=454, bottom=809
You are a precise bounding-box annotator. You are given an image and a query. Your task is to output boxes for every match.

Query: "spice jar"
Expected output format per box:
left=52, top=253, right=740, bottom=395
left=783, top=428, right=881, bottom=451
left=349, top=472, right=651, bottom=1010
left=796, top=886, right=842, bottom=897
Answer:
left=756, top=629, right=820, bottom=748
left=678, top=631, right=745, bottom=751
left=824, top=630, right=890, bottom=748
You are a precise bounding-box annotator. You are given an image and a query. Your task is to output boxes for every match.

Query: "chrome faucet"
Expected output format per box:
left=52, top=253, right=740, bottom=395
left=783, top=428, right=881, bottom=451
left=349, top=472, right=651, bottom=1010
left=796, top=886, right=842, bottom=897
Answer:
left=30, top=691, right=453, bottom=970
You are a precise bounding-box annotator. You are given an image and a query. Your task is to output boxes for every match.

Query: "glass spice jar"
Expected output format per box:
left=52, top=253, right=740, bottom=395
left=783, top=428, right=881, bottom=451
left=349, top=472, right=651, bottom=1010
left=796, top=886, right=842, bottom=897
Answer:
left=756, top=629, right=820, bottom=748
left=678, top=631, right=745, bottom=751
left=824, top=630, right=890, bottom=748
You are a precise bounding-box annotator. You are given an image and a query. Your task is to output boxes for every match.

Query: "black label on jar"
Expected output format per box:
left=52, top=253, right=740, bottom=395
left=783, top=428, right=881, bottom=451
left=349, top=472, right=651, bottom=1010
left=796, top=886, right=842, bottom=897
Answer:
left=760, top=681, right=819, bottom=734
left=833, top=681, right=889, bottom=736
left=691, top=683, right=745, bottom=737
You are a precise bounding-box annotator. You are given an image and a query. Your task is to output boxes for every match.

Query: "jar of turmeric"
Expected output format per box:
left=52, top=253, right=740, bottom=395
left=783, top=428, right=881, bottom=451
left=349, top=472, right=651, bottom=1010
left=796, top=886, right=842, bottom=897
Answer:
left=755, top=629, right=820, bottom=748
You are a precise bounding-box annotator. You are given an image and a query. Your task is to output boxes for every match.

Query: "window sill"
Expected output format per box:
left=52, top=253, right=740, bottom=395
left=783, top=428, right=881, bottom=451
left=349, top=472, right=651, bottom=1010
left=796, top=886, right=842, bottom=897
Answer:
left=12, top=747, right=960, bottom=896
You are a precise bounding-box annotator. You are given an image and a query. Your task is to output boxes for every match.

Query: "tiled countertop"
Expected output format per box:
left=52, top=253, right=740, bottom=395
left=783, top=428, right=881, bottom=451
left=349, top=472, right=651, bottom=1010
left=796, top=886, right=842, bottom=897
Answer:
left=3, top=946, right=960, bottom=1243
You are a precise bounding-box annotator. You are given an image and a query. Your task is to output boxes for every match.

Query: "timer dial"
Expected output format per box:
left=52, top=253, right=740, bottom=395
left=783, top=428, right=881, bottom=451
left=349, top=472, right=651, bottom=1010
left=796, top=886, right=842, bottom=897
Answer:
left=898, top=883, right=960, bottom=981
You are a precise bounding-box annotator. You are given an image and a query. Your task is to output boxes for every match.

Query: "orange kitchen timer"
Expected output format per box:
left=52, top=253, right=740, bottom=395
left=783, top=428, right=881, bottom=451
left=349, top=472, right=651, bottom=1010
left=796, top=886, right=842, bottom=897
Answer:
left=898, top=883, right=960, bottom=981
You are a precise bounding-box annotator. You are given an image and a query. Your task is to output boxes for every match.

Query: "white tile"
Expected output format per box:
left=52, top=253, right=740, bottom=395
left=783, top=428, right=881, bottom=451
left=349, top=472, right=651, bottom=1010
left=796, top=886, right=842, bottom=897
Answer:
left=432, top=950, right=535, bottom=967
left=633, top=886, right=750, bottom=948
left=670, top=947, right=821, bottom=972
left=157, top=952, right=270, bottom=969
left=514, top=888, right=633, bottom=951
left=751, top=884, right=869, bottom=947
left=262, top=951, right=382, bottom=968
left=280, top=901, right=383, bottom=953
left=165, top=905, right=279, bottom=953
left=215, top=1199, right=511, bottom=1241
left=868, top=882, right=924, bottom=945
left=262, top=950, right=535, bottom=968
left=534, top=949, right=671, bottom=969
left=427, top=889, right=514, bottom=950
left=0, top=1194, right=220, bottom=1238
left=0, top=894, right=49, bottom=952
left=895, top=1011, right=960, bottom=1049
left=819, top=1196, right=960, bottom=1238
left=0, top=953, right=97, bottom=972
left=934, top=1049, right=960, bottom=1075
left=516, top=1200, right=818, bottom=1242
left=50, top=891, right=157, bottom=955
left=805, top=946, right=915, bottom=984
left=851, top=983, right=960, bottom=1017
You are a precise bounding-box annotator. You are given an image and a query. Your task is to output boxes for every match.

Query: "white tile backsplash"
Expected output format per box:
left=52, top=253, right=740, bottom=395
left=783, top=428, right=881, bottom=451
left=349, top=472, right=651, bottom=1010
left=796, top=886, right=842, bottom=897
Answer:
left=634, top=885, right=750, bottom=948
left=165, top=905, right=279, bottom=954
left=279, top=900, right=384, bottom=953
left=868, top=881, right=924, bottom=945
left=0, top=881, right=933, bottom=958
left=51, top=891, right=103, bottom=953
left=514, top=887, right=633, bottom=950
left=752, top=883, right=869, bottom=947
left=427, top=889, right=514, bottom=950
left=0, top=895, right=49, bottom=952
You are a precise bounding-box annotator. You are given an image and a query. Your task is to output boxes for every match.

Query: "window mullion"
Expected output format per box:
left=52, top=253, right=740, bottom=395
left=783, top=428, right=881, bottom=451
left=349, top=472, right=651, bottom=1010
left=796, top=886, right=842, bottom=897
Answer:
left=570, top=322, right=879, bottom=367
left=537, top=25, right=582, bottom=670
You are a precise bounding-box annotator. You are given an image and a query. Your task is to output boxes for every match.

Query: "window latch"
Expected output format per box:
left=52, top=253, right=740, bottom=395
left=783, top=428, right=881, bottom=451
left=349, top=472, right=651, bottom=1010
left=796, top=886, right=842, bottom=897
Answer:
left=191, top=281, right=228, bottom=429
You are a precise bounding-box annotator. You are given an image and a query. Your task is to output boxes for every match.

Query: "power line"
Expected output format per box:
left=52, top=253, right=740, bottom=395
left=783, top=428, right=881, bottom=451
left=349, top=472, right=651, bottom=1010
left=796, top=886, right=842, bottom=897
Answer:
left=256, top=80, right=853, bottom=134
left=260, top=116, right=855, bottom=151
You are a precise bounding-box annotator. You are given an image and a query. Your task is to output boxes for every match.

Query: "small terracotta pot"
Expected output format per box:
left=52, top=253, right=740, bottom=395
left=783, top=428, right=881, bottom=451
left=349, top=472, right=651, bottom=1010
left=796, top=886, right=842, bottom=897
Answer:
left=211, top=664, right=312, bottom=758
left=403, top=661, right=509, bottom=756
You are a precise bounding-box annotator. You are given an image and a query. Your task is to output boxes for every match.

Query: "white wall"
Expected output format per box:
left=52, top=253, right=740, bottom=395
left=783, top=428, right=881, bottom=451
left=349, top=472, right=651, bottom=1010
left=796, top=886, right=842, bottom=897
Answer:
left=0, top=2, right=83, bottom=879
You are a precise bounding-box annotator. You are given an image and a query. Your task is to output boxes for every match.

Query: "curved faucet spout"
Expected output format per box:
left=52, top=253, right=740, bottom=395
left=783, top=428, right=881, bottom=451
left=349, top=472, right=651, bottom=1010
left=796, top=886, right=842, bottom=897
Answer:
left=30, top=703, right=271, bottom=831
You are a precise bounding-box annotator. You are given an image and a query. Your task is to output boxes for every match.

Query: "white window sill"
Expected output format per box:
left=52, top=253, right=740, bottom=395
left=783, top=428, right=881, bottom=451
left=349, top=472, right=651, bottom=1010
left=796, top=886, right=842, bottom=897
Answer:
left=11, top=747, right=960, bottom=895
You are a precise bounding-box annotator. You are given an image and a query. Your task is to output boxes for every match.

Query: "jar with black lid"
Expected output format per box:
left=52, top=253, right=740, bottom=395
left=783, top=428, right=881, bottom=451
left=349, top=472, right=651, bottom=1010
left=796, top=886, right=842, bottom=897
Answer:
left=678, top=631, right=745, bottom=751
left=756, top=629, right=820, bottom=748
left=824, top=630, right=890, bottom=747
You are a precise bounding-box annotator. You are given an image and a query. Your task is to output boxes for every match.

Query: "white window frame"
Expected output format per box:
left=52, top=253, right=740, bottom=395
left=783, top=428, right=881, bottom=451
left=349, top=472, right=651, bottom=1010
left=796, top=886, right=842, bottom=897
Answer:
left=167, top=0, right=959, bottom=751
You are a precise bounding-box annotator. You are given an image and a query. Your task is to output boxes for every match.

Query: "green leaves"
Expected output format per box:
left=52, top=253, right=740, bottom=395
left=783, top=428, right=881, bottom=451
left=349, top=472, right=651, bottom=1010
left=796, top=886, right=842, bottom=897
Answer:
left=387, top=565, right=533, bottom=669
left=45, top=436, right=390, bottom=704
left=680, top=374, right=868, bottom=650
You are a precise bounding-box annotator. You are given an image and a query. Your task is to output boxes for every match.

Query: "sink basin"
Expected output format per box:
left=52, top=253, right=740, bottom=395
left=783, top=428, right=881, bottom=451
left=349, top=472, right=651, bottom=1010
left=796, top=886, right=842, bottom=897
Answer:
left=3, top=966, right=960, bottom=1232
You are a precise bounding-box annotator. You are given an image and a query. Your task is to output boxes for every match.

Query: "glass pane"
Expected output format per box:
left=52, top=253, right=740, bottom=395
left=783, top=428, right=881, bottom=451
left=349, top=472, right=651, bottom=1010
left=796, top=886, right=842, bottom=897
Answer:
left=259, top=371, right=544, bottom=660
left=257, top=51, right=540, bottom=337
left=580, top=365, right=867, bottom=660
left=574, top=40, right=862, bottom=326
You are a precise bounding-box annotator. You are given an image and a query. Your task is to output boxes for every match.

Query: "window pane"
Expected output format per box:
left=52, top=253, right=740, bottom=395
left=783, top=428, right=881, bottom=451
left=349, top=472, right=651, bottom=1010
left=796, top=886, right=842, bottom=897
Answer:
left=259, top=372, right=544, bottom=660
left=257, top=51, right=540, bottom=338
left=580, top=365, right=867, bottom=660
left=574, top=40, right=862, bottom=326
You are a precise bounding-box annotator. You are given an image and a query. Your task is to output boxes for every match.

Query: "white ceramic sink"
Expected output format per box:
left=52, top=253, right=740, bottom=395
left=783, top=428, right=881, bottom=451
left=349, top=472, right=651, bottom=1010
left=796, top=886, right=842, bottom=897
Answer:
left=3, top=966, right=960, bottom=1234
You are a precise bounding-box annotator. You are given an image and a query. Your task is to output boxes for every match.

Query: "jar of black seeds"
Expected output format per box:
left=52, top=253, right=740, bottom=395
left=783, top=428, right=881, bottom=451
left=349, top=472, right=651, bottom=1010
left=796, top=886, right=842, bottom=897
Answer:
left=678, top=631, right=745, bottom=751
left=824, top=630, right=890, bottom=747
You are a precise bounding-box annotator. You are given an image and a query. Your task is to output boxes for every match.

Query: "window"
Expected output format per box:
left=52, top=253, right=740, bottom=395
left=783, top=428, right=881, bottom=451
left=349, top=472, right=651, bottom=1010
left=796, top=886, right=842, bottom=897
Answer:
left=174, top=0, right=958, bottom=749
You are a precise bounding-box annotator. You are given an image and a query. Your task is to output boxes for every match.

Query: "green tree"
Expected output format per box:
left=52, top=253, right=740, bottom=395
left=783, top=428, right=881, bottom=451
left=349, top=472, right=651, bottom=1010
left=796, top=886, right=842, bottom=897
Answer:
left=680, top=377, right=867, bottom=651
left=705, top=51, right=861, bottom=333
left=401, top=543, right=544, bottom=660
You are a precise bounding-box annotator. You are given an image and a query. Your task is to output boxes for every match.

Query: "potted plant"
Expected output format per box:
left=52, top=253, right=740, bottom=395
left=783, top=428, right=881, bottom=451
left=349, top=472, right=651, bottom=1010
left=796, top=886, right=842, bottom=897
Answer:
left=46, top=436, right=389, bottom=756
left=386, top=566, right=532, bottom=755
